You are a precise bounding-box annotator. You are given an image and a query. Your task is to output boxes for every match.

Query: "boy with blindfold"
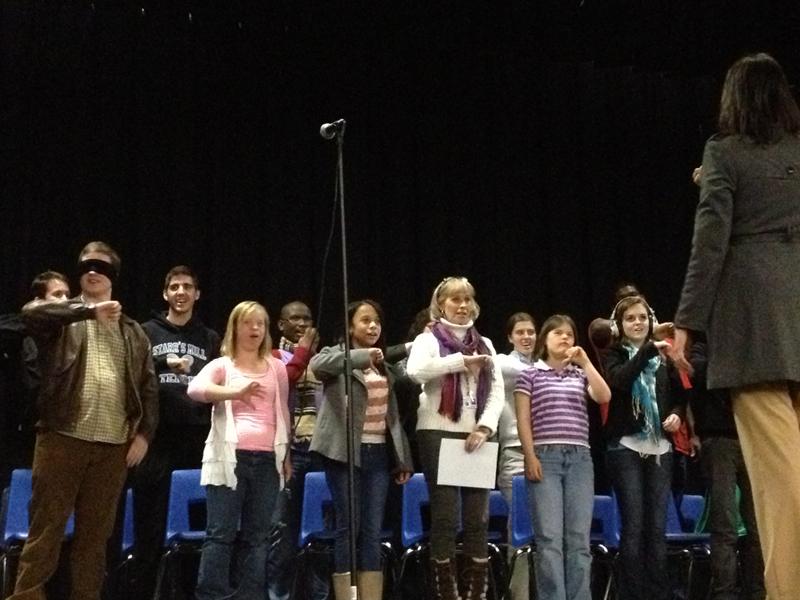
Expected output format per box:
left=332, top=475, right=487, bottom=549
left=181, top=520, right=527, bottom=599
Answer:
left=10, top=241, right=158, bottom=600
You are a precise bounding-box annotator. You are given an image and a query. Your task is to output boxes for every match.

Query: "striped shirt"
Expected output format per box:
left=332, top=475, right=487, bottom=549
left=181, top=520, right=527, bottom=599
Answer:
left=361, top=368, right=388, bottom=443
left=514, top=360, right=590, bottom=447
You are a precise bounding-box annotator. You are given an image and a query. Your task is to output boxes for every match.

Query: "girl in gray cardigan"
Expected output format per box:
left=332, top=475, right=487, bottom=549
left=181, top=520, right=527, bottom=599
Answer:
left=310, top=299, right=413, bottom=600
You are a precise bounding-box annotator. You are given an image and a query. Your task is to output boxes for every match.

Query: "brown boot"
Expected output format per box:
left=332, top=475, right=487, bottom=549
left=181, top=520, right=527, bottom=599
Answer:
left=430, top=558, right=461, bottom=600
left=463, top=557, right=489, bottom=600
left=332, top=572, right=353, bottom=600
left=357, top=570, right=384, bottom=600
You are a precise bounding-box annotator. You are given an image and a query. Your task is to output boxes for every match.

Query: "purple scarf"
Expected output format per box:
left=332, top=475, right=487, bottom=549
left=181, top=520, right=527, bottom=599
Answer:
left=431, top=321, right=492, bottom=422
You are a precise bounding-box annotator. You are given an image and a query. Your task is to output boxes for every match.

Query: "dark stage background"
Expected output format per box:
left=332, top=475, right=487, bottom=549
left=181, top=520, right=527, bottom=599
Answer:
left=2, top=1, right=800, bottom=345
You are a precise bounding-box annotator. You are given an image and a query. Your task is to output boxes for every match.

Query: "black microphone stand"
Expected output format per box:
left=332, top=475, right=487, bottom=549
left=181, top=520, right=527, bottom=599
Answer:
left=324, top=120, right=359, bottom=597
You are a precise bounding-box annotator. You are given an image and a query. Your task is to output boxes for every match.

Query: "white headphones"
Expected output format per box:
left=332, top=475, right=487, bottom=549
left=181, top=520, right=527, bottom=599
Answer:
left=608, top=295, right=658, bottom=339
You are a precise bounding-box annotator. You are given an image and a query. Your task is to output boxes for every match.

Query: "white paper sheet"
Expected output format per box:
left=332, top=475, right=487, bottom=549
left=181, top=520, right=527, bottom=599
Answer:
left=436, top=438, right=499, bottom=489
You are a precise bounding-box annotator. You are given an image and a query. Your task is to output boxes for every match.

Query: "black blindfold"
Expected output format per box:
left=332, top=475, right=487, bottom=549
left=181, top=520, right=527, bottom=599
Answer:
left=77, top=259, right=117, bottom=282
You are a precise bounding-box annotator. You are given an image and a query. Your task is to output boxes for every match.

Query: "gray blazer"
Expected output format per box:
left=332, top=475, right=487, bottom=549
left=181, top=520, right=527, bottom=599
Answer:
left=675, top=133, right=800, bottom=389
left=309, top=344, right=413, bottom=472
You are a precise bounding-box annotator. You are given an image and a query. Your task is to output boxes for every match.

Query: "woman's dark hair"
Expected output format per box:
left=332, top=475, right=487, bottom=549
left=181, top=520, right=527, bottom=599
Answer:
left=718, top=53, right=800, bottom=144
left=613, top=282, right=641, bottom=304
left=533, top=314, right=577, bottom=360
left=406, top=308, right=431, bottom=342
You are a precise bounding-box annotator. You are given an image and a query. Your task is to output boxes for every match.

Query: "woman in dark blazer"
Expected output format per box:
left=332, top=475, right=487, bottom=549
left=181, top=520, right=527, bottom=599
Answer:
left=671, top=52, right=800, bottom=599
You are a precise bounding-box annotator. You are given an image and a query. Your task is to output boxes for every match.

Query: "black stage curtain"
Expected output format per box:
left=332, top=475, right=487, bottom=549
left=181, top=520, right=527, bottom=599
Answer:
left=2, top=2, right=798, bottom=345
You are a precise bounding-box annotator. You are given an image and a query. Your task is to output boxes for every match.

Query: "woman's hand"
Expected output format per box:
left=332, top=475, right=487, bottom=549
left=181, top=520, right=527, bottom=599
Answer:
left=395, top=471, right=412, bottom=485
left=653, top=340, right=671, bottom=360
left=463, top=354, right=491, bottom=368
left=662, top=413, right=681, bottom=433
left=524, top=451, right=543, bottom=482
left=464, top=354, right=491, bottom=378
left=465, top=426, right=490, bottom=453
left=692, top=165, right=703, bottom=186
left=666, top=328, right=694, bottom=375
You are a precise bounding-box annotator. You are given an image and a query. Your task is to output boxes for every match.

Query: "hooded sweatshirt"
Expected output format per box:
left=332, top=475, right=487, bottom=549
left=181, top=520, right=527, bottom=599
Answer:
left=141, top=311, right=221, bottom=427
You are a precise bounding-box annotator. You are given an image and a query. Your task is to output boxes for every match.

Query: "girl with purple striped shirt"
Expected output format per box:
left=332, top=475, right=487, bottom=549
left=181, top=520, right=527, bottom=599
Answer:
left=514, top=314, right=610, bottom=600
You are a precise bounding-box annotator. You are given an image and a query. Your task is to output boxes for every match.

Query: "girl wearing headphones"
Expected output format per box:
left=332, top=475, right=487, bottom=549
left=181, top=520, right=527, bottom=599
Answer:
left=602, top=295, right=687, bottom=600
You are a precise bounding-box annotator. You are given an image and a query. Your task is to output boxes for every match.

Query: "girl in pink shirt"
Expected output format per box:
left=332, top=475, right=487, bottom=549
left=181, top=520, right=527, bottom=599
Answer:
left=188, top=301, right=291, bottom=600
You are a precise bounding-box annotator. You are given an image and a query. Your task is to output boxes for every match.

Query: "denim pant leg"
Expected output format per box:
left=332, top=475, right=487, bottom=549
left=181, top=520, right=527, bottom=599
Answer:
left=196, top=483, right=244, bottom=600
left=607, top=448, right=645, bottom=600
left=528, top=445, right=594, bottom=600
left=528, top=446, right=567, bottom=600
left=235, top=451, right=279, bottom=600
left=703, top=437, right=741, bottom=600
left=608, top=448, right=672, bottom=600
left=562, top=446, right=594, bottom=600
left=326, top=456, right=357, bottom=573
left=642, top=452, right=672, bottom=600
left=357, top=444, right=391, bottom=571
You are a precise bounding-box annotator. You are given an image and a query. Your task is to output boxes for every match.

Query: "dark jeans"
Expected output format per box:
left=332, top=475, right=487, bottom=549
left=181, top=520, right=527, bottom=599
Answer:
left=324, top=444, right=391, bottom=573
left=196, top=450, right=280, bottom=600
left=701, top=437, right=765, bottom=600
left=607, top=447, right=673, bottom=600
left=266, top=444, right=329, bottom=600
left=417, top=430, right=489, bottom=560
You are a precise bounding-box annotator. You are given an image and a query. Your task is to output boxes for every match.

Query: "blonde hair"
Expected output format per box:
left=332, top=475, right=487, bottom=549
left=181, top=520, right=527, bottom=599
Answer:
left=428, top=276, right=480, bottom=321
left=221, top=301, right=271, bottom=359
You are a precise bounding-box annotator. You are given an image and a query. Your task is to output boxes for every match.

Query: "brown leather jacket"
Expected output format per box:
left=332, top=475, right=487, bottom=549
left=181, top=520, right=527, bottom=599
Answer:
left=22, top=299, right=158, bottom=441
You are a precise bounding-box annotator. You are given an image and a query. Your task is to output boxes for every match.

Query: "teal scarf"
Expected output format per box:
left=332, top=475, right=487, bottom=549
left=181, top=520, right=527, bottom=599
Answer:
left=624, top=342, right=662, bottom=446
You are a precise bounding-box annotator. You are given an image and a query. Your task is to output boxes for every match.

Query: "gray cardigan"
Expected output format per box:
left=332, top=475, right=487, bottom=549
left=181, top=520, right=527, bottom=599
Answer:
left=675, top=133, right=800, bottom=388
left=309, top=344, right=413, bottom=473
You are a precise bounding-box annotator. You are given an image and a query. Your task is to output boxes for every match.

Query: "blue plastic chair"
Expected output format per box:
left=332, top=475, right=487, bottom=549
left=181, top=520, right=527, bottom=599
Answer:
left=153, top=469, right=207, bottom=599
left=121, top=488, right=134, bottom=555
left=507, top=475, right=535, bottom=596
left=591, top=494, right=620, bottom=600
left=164, top=469, right=206, bottom=545
left=0, top=469, right=75, bottom=597
left=666, top=493, right=711, bottom=598
left=298, top=471, right=335, bottom=548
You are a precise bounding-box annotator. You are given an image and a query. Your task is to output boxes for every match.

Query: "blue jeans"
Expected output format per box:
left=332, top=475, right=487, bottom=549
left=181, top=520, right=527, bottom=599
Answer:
left=266, top=445, right=330, bottom=600
left=324, top=444, right=391, bottom=572
left=196, top=450, right=280, bottom=600
left=607, top=446, right=673, bottom=600
left=527, top=444, right=594, bottom=600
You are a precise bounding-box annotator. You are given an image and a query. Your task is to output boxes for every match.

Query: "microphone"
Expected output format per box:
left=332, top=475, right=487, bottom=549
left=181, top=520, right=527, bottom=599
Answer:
left=320, top=119, right=346, bottom=140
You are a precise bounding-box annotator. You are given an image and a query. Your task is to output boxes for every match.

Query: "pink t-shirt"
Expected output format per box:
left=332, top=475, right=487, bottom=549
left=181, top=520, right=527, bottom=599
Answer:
left=189, top=358, right=278, bottom=451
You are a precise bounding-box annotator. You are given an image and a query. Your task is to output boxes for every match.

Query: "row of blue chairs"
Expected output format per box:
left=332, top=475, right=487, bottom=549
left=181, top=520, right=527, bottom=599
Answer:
left=0, top=468, right=712, bottom=600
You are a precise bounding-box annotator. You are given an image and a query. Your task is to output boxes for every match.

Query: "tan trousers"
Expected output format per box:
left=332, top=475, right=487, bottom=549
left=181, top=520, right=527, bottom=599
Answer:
left=733, top=383, right=800, bottom=600
left=9, top=431, right=128, bottom=600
